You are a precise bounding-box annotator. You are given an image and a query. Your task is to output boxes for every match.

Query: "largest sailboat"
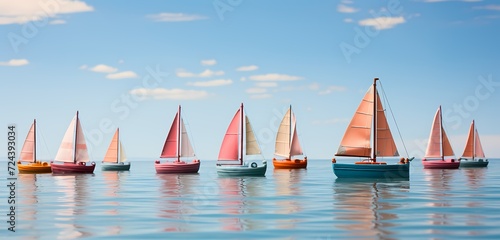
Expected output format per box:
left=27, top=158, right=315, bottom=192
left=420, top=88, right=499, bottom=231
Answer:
left=216, top=103, right=267, bottom=176
left=333, top=78, right=410, bottom=179
left=51, top=111, right=96, bottom=174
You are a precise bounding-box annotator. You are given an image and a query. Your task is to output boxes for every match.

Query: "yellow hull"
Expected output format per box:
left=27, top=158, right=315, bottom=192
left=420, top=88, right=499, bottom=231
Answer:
left=18, top=162, right=52, bottom=174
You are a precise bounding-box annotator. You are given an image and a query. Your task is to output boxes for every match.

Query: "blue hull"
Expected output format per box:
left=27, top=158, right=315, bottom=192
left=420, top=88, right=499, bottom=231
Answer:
left=333, top=163, right=410, bottom=180
left=459, top=160, right=488, bottom=168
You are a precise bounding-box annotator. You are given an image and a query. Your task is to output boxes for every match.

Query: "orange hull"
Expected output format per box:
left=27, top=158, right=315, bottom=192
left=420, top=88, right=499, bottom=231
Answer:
left=18, top=162, right=52, bottom=174
left=272, top=158, right=307, bottom=169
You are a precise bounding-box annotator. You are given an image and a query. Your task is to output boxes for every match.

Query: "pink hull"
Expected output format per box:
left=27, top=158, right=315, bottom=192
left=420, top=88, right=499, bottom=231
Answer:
left=422, top=159, right=460, bottom=169
left=51, top=162, right=96, bottom=174
left=155, top=160, right=200, bottom=174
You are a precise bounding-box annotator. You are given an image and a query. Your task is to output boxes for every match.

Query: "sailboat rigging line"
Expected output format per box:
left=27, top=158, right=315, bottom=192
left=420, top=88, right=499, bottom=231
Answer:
left=378, top=81, right=410, bottom=158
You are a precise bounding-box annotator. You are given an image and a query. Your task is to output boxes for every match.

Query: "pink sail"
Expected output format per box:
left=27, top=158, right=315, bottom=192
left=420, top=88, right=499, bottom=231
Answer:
left=425, top=106, right=454, bottom=158
left=474, top=129, right=485, bottom=158
left=75, top=115, right=90, bottom=162
left=103, top=129, right=119, bottom=163
left=218, top=108, right=241, bottom=161
left=161, top=112, right=179, bottom=158
left=20, top=121, right=36, bottom=162
left=55, top=112, right=90, bottom=163
left=375, top=92, right=398, bottom=157
left=336, top=86, right=373, bottom=157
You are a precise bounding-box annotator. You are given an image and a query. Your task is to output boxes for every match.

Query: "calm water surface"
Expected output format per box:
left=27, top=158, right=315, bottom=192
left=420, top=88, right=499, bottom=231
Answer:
left=2, top=159, right=500, bottom=239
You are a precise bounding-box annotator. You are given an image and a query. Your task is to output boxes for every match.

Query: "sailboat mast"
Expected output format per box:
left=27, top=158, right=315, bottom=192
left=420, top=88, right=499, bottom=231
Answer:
left=472, top=120, right=475, bottom=161
left=372, top=78, right=378, bottom=162
left=33, top=119, right=37, bottom=163
left=289, top=105, right=292, bottom=160
left=240, top=103, right=244, bottom=165
left=177, top=105, right=181, bottom=162
left=439, top=106, right=444, bottom=160
left=74, top=111, right=79, bottom=164
left=116, top=128, right=120, bottom=163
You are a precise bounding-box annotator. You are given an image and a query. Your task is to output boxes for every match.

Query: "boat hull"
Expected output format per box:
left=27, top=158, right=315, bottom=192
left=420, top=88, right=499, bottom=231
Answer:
left=332, top=163, right=410, bottom=179
left=155, top=160, right=200, bottom=174
left=216, top=162, right=267, bottom=177
left=102, top=162, right=131, bottom=171
left=273, top=158, right=307, bottom=169
left=459, top=159, right=489, bottom=168
left=51, top=162, right=96, bottom=174
left=17, top=162, right=52, bottom=174
left=422, top=159, right=460, bottom=169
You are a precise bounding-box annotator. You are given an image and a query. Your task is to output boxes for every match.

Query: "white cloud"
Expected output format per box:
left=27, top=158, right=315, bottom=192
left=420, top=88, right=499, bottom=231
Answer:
left=130, top=88, right=209, bottom=100
left=187, top=79, right=233, bottom=87
left=0, top=59, right=29, bottom=66
left=176, top=69, right=225, bottom=78
left=319, top=85, right=347, bottom=95
left=359, top=16, right=406, bottom=30
left=337, top=4, right=359, bottom=13
left=309, top=83, right=320, bottom=91
left=344, top=18, right=353, bottom=23
left=106, top=71, right=138, bottom=79
left=201, top=59, right=217, bottom=66
left=256, top=82, right=278, bottom=88
left=236, top=65, right=259, bottom=71
left=49, top=19, right=66, bottom=25
left=240, top=77, right=247, bottom=81
left=147, top=13, right=207, bottom=22
left=474, top=5, right=500, bottom=11
left=0, top=0, right=93, bottom=25
left=79, top=64, right=88, bottom=70
left=246, top=88, right=267, bottom=94
left=250, top=94, right=273, bottom=99
left=249, top=73, right=303, bottom=81
left=90, top=64, right=117, bottom=73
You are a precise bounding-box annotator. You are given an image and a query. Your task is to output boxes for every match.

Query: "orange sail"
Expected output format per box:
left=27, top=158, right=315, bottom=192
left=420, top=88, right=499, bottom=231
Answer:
left=375, top=93, right=398, bottom=157
left=103, top=129, right=120, bottom=163
left=462, top=120, right=485, bottom=159
left=425, top=106, right=454, bottom=159
left=218, top=107, right=241, bottom=161
left=20, top=120, right=36, bottom=163
left=336, top=86, right=374, bottom=157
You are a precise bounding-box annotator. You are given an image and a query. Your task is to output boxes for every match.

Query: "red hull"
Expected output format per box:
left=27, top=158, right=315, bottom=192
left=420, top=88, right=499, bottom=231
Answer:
left=422, top=159, right=460, bottom=169
left=51, top=162, right=96, bottom=174
left=155, top=160, right=200, bottom=173
left=273, top=158, right=307, bottom=169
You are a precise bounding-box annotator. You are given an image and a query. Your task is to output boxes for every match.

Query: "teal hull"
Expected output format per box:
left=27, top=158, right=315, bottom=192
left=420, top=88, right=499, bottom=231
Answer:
left=459, top=159, right=488, bottom=168
left=216, top=163, right=266, bottom=177
left=102, top=162, right=131, bottom=171
left=333, top=163, right=409, bottom=180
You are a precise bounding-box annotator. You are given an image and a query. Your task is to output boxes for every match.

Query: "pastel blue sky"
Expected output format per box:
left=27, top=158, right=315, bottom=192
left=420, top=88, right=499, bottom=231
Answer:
left=1, top=0, right=499, bottom=161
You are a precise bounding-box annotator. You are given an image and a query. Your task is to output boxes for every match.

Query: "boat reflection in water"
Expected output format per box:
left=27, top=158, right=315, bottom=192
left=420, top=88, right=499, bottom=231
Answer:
left=102, top=171, right=129, bottom=236
left=272, top=168, right=305, bottom=229
left=18, top=174, right=41, bottom=237
left=333, top=178, right=409, bottom=238
left=424, top=169, right=457, bottom=229
left=217, top=176, right=265, bottom=232
left=157, top=174, right=198, bottom=232
left=53, top=174, right=93, bottom=239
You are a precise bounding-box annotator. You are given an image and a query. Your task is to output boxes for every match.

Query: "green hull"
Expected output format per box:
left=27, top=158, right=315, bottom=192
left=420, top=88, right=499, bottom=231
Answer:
left=102, top=162, right=131, bottom=171
left=216, top=163, right=266, bottom=176
left=333, top=163, right=410, bottom=180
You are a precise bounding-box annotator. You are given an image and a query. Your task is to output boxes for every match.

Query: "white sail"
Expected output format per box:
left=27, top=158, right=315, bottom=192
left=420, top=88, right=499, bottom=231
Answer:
left=119, top=142, right=127, bottom=162
left=55, top=116, right=77, bottom=163
left=245, top=116, right=261, bottom=155
left=275, top=108, right=291, bottom=158
left=180, top=118, right=195, bottom=157
left=75, top=118, right=90, bottom=163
